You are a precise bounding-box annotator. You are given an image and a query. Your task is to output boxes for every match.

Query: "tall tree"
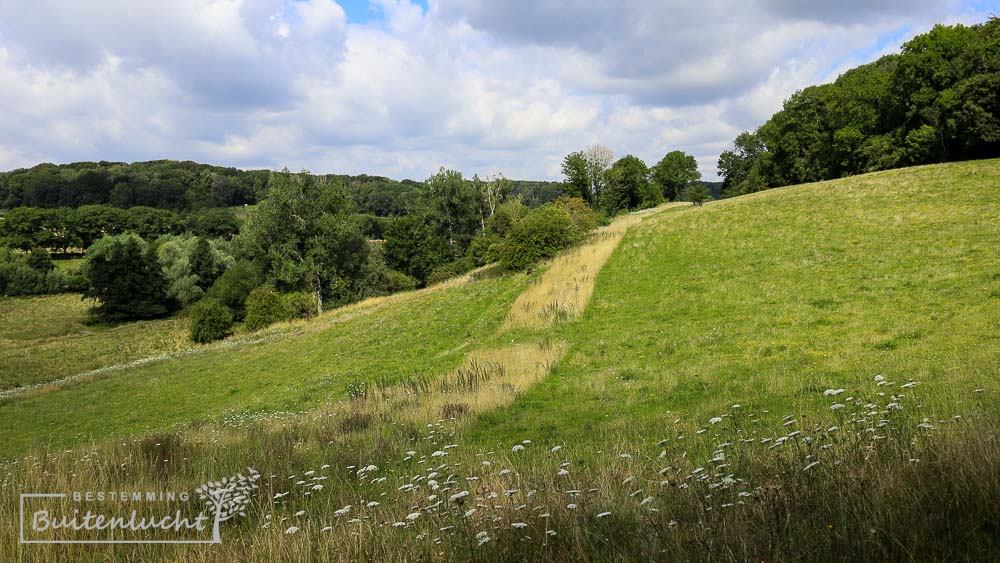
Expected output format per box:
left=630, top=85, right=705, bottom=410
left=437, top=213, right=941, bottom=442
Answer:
left=424, top=168, right=481, bottom=258
left=604, top=155, right=652, bottom=214
left=237, top=169, right=368, bottom=315
left=651, top=151, right=701, bottom=201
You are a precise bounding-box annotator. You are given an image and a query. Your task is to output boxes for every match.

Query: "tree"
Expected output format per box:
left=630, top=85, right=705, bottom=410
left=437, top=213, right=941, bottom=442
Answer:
left=472, top=173, right=509, bottom=232
left=424, top=168, right=481, bottom=257
left=83, top=233, right=171, bottom=322
left=651, top=151, right=701, bottom=201
left=682, top=183, right=712, bottom=206
left=187, top=208, right=240, bottom=239
left=237, top=169, right=368, bottom=315
left=561, top=151, right=591, bottom=204
left=583, top=144, right=615, bottom=205
left=383, top=215, right=452, bottom=284
left=604, top=155, right=651, bottom=214
left=190, top=237, right=222, bottom=290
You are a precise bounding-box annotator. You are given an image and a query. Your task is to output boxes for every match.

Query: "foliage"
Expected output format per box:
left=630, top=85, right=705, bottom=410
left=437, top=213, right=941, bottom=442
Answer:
left=604, top=155, right=657, bottom=214
left=651, top=150, right=701, bottom=201
left=186, top=207, right=240, bottom=238
left=237, top=169, right=369, bottom=314
left=156, top=235, right=233, bottom=307
left=681, top=183, right=713, bottom=206
left=0, top=160, right=263, bottom=211
left=82, top=233, right=172, bottom=322
left=283, top=291, right=319, bottom=321
left=384, top=215, right=452, bottom=284
left=188, top=298, right=234, bottom=343
left=0, top=248, right=76, bottom=296
left=551, top=196, right=601, bottom=236
left=492, top=204, right=583, bottom=271
left=719, top=19, right=1000, bottom=196
left=423, top=168, right=482, bottom=258
left=206, top=260, right=261, bottom=320
left=243, top=287, right=290, bottom=332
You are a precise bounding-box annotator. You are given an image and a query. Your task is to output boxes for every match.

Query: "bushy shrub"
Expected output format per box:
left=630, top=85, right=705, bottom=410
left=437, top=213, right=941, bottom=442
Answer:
left=244, top=287, right=290, bottom=332
left=206, top=260, right=260, bottom=320
left=426, top=260, right=470, bottom=286
left=189, top=298, right=233, bottom=343
left=551, top=197, right=600, bottom=237
left=0, top=247, right=78, bottom=296
left=492, top=204, right=581, bottom=271
left=358, top=244, right=418, bottom=297
left=283, top=291, right=318, bottom=320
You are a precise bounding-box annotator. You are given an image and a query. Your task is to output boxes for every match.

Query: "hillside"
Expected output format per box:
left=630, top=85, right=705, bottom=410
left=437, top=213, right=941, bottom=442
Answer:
left=1, top=160, right=998, bottom=560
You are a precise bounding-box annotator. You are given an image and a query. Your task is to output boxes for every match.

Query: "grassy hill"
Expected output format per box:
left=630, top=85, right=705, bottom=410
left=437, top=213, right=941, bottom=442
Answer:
left=1, top=160, right=997, bottom=561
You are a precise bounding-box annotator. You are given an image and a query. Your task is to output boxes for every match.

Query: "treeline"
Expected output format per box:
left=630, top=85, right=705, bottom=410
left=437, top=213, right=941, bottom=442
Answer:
left=720, top=18, right=1000, bottom=196
left=0, top=160, right=267, bottom=210
left=561, top=145, right=710, bottom=213
left=0, top=205, right=240, bottom=252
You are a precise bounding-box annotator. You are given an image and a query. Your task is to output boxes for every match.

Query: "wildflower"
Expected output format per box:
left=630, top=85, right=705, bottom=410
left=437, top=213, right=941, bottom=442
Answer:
left=823, top=389, right=845, bottom=396
left=285, top=526, right=300, bottom=534
left=406, top=512, right=422, bottom=521
left=546, top=530, right=557, bottom=536
left=874, top=374, right=885, bottom=383
left=917, top=423, right=936, bottom=430
left=709, top=417, right=723, bottom=425
left=366, top=501, right=380, bottom=508
left=321, top=526, right=332, bottom=532
left=294, top=510, right=306, bottom=517
left=830, top=403, right=845, bottom=411
left=597, top=512, right=611, bottom=518
left=431, top=450, right=446, bottom=457
left=476, top=531, right=490, bottom=546
left=551, top=445, right=562, bottom=453
left=392, top=521, right=407, bottom=528
left=901, top=382, right=918, bottom=389
left=512, top=444, right=526, bottom=453
left=567, top=503, right=578, bottom=510
left=558, top=469, right=570, bottom=476
left=640, top=496, right=654, bottom=506
left=449, top=491, right=470, bottom=502
left=803, top=461, right=820, bottom=472
left=464, top=509, right=477, bottom=517
left=512, top=522, right=528, bottom=529
left=334, top=505, right=351, bottom=517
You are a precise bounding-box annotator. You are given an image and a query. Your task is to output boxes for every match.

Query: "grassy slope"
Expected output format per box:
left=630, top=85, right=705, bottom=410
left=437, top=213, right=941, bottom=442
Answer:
left=471, top=160, right=999, bottom=445
left=0, top=294, right=189, bottom=390
left=0, top=274, right=527, bottom=456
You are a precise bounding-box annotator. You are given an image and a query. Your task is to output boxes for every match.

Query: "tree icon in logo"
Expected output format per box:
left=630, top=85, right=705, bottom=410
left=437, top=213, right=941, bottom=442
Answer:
left=194, top=467, right=260, bottom=543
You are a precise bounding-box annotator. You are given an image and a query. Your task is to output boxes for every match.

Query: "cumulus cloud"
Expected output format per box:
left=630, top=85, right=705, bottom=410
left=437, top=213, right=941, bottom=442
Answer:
left=0, top=0, right=990, bottom=179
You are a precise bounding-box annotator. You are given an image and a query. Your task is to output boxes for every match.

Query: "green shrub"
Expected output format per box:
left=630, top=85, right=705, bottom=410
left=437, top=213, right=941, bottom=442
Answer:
left=244, top=287, right=290, bottom=332
left=385, top=269, right=417, bottom=293
left=426, top=260, right=470, bottom=286
left=206, top=260, right=260, bottom=320
left=26, top=249, right=55, bottom=272
left=189, top=298, right=233, bottom=343
left=492, top=204, right=581, bottom=271
left=552, top=197, right=600, bottom=237
left=283, top=291, right=318, bottom=320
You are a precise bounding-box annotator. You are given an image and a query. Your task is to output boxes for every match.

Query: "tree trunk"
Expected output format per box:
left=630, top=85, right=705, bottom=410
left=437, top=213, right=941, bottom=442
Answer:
left=314, top=278, right=324, bottom=316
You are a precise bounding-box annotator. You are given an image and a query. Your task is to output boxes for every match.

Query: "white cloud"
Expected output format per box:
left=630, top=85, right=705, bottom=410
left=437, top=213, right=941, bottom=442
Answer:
left=0, top=0, right=992, bottom=181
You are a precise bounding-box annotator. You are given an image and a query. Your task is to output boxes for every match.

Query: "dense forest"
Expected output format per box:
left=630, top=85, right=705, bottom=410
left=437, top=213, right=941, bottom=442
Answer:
left=719, top=18, right=1000, bottom=196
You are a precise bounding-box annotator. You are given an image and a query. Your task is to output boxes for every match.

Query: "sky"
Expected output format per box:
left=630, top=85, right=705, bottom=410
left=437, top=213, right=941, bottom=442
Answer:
left=0, top=1, right=997, bottom=181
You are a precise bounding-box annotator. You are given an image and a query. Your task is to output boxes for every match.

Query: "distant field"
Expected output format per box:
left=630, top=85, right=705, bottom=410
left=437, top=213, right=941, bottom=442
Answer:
left=52, top=257, right=85, bottom=271
left=0, top=294, right=189, bottom=391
